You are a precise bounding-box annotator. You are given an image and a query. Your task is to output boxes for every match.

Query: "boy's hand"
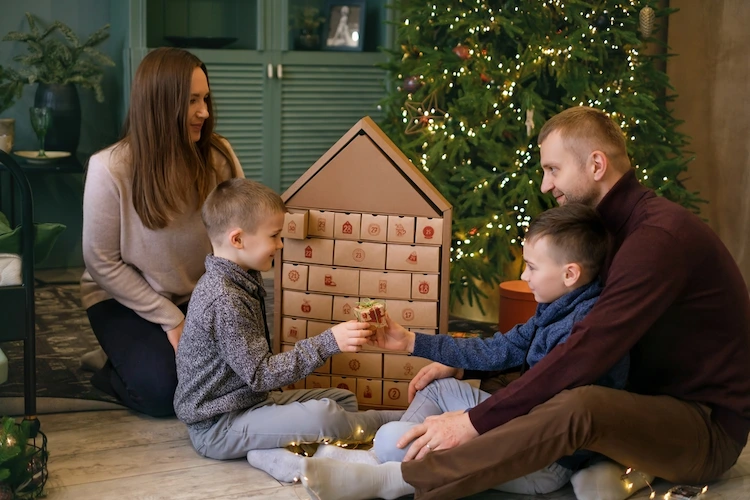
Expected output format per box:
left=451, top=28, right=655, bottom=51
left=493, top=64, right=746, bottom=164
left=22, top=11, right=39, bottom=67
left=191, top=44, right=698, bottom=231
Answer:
left=408, top=363, right=463, bottom=402
left=373, top=314, right=415, bottom=352
left=166, top=320, right=184, bottom=353
left=331, top=321, right=375, bottom=352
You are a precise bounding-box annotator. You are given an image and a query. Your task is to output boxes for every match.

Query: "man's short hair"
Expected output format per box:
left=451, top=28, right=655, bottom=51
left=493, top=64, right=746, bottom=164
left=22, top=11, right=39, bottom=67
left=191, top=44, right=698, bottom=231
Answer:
left=525, top=203, right=609, bottom=279
left=538, top=106, right=630, bottom=170
left=202, top=178, right=286, bottom=243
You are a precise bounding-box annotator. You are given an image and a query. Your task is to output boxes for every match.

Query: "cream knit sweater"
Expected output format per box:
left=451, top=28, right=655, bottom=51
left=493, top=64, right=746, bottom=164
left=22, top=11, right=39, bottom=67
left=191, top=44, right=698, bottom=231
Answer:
left=80, top=139, right=243, bottom=332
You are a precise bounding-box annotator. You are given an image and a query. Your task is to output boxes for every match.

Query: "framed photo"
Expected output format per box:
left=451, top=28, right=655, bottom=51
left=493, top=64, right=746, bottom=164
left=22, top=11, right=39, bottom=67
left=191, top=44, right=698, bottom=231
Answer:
left=324, top=1, right=366, bottom=51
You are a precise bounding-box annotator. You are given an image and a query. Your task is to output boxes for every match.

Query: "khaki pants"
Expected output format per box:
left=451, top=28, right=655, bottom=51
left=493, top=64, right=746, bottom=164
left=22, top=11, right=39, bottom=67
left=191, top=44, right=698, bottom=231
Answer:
left=402, top=386, right=745, bottom=500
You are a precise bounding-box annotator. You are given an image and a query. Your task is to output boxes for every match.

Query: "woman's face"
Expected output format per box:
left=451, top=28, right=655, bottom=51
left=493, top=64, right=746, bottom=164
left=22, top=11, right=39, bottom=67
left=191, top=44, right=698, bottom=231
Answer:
left=188, top=67, right=210, bottom=142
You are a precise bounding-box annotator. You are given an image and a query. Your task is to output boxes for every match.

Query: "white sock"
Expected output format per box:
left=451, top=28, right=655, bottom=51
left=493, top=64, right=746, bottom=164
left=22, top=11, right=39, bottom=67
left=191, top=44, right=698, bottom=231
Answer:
left=302, top=458, right=412, bottom=500
left=80, top=347, right=108, bottom=372
left=246, top=448, right=304, bottom=483
left=314, top=444, right=380, bottom=465
left=571, top=460, right=655, bottom=500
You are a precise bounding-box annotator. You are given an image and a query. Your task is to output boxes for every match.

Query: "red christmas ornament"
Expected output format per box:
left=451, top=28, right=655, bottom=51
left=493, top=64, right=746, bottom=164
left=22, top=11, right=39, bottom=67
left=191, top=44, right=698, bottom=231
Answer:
left=480, top=73, right=492, bottom=84
left=403, top=76, right=422, bottom=93
left=452, top=44, right=471, bottom=60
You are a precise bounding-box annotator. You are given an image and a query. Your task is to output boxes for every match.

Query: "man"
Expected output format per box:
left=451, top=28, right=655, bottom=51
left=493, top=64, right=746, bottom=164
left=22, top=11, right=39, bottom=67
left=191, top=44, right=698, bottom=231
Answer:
left=301, top=106, right=750, bottom=500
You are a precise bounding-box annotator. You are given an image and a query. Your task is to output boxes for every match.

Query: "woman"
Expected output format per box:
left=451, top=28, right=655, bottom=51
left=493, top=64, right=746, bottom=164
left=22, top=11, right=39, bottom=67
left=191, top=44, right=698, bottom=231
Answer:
left=81, top=47, right=243, bottom=417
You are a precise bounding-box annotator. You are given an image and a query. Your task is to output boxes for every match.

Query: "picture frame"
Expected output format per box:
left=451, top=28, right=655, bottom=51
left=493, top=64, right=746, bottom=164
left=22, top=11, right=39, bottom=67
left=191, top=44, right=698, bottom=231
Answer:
left=323, top=0, right=366, bottom=51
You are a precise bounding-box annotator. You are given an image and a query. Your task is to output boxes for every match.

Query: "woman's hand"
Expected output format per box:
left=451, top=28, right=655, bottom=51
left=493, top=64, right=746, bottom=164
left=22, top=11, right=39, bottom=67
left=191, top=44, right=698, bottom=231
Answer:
left=166, top=320, right=185, bottom=353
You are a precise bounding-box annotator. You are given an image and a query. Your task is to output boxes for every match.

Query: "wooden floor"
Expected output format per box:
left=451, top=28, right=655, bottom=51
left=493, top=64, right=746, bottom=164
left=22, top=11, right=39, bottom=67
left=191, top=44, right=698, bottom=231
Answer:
left=34, top=409, right=750, bottom=500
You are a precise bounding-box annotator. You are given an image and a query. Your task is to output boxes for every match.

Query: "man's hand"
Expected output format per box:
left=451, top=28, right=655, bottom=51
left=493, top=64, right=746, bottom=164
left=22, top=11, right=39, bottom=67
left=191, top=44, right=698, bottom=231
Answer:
left=397, top=410, right=479, bottom=461
left=166, top=320, right=185, bottom=353
left=408, top=362, right=465, bottom=403
left=330, top=321, right=375, bottom=352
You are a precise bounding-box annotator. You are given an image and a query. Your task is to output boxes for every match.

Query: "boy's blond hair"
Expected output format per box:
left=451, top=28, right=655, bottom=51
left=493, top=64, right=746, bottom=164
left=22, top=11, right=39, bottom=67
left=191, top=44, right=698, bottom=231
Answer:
left=202, top=178, right=286, bottom=243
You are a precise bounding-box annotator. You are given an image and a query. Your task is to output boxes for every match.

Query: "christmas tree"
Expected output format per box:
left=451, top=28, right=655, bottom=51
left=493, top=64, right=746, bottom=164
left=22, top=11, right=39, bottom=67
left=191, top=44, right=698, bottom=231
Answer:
left=379, top=0, right=703, bottom=310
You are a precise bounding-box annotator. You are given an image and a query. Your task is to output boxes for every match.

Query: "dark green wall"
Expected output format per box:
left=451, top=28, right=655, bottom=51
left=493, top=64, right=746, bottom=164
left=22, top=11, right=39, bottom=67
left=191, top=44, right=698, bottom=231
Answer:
left=0, top=0, right=125, bottom=269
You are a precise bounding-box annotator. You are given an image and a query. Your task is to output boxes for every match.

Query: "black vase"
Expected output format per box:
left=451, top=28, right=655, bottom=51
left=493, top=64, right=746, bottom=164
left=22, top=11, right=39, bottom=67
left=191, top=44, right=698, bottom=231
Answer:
left=34, top=83, right=81, bottom=154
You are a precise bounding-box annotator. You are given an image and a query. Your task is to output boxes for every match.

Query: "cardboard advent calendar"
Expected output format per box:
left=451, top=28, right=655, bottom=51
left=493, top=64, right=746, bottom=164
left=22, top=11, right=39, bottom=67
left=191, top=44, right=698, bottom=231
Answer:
left=274, top=117, right=452, bottom=409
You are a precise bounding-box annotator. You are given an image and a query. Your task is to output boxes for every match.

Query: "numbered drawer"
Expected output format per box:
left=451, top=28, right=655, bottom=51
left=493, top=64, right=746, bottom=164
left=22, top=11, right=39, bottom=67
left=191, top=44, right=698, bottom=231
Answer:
left=357, top=379, right=383, bottom=406
left=332, top=296, right=361, bottom=322
left=334, top=240, right=386, bottom=269
left=282, top=291, right=333, bottom=321
left=334, top=212, right=362, bottom=240
left=331, top=352, right=382, bottom=378
left=331, top=376, right=357, bottom=393
left=382, top=380, right=410, bottom=407
left=284, top=238, right=334, bottom=266
left=387, top=216, right=415, bottom=243
left=308, top=265, right=359, bottom=295
left=283, top=379, right=306, bottom=391
left=383, top=354, right=433, bottom=380
left=410, top=328, right=437, bottom=335
left=415, top=217, right=443, bottom=245
left=307, top=210, right=335, bottom=238
left=360, top=214, right=388, bottom=242
left=359, top=270, right=411, bottom=299
left=281, top=317, right=307, bottom=343
left=386, top=300, right=438, bottom=327
left=306, top=374, right=331, bottom=389
left=281, top=211, right=309, bottom=239
left=411, top=273, right=439, bottom=300
left=313, top=357, right=331, bottom=374
left=386, top=244, right=440, bottom=273
left=307, top=320, right=334, bottom=338
left=281, top=263, right=308, bottom=291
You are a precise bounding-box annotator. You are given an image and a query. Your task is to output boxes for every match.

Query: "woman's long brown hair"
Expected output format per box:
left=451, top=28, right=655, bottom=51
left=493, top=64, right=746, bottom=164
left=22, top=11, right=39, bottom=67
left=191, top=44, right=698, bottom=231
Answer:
left=121, top=47, right=236, bottom=230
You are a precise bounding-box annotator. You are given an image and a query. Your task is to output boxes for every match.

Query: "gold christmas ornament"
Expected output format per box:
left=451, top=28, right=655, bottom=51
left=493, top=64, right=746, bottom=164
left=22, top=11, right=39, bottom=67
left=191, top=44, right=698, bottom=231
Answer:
left=639, top=6, right=655, bottom=39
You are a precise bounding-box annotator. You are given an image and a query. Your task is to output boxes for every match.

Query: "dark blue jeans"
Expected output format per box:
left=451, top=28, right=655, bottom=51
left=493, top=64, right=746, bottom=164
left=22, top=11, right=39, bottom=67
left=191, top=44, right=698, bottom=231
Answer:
left=86, top=299, right=188, bottom=417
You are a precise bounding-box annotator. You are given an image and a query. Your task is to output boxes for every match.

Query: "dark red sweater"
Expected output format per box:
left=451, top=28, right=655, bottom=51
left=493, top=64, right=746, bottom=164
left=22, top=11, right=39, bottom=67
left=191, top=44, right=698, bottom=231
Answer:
left=468, top=170, right=750, bottom=445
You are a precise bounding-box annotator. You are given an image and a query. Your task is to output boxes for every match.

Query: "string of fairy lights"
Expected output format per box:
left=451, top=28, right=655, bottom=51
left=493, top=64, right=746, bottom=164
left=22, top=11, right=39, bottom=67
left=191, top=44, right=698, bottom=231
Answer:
left=395, top=0, right=663, bottom=271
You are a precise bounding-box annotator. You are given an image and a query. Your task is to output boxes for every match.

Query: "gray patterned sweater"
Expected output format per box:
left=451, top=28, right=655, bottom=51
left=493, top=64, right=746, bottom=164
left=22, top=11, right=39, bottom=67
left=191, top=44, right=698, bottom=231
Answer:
left=174, top=255, right=340, bottom=428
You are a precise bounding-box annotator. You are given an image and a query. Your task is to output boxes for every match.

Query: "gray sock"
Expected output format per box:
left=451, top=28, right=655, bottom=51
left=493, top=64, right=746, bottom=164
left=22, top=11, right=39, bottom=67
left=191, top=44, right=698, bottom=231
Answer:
left=80, top=347, right=108, bottom=372
left=246, top=448, right=304, bottom=483
left=571, top=460, right=655, bottom=500
left=302, top=457, right=412, bottom=500
left=314, top=444, right=380, bottom=465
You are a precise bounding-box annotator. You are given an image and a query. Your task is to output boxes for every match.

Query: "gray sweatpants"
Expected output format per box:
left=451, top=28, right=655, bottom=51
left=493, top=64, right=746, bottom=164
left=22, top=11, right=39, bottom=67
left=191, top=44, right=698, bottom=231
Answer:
left=188, top=388, right=404, bottom=460
left=373, top=378, right=572, bottom=495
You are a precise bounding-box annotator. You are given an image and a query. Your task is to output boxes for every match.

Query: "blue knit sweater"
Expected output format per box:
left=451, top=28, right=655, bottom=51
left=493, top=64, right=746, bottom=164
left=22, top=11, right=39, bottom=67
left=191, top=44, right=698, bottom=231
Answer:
left=413, top=280, right=628, bottom=390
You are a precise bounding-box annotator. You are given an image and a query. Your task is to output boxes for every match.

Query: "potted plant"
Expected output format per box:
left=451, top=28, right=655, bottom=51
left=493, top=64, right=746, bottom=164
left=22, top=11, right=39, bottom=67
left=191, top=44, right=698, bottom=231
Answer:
left=2, top=12, right=114, bottom=154
left=293, top=6, right=326, bottom=50
left=0, top=65, right=24, bottom=153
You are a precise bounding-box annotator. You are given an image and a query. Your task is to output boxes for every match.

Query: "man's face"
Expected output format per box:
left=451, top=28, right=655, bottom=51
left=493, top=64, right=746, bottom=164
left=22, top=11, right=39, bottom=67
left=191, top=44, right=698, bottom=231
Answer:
left=539, top=130, right=599, bottom=207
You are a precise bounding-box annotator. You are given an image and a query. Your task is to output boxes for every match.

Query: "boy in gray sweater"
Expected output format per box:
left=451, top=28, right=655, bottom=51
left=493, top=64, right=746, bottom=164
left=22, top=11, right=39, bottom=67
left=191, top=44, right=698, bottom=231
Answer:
left=173, top=178, right=403, bottom=482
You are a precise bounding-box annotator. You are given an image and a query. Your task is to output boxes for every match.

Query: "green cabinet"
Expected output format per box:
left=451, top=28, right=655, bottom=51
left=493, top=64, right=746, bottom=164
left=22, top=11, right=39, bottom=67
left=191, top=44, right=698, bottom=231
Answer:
left=115, top=0, right=392, bottom=192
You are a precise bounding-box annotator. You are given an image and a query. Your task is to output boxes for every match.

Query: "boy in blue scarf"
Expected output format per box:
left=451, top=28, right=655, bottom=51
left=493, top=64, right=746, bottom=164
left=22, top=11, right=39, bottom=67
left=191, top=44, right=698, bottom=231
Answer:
left=300, top=203, right=630, bottom=499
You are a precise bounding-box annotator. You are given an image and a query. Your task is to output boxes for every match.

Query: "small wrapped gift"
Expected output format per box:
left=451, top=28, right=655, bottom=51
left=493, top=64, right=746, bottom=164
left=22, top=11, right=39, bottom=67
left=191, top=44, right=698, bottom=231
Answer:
left=354, top=298, right=387, bottom=328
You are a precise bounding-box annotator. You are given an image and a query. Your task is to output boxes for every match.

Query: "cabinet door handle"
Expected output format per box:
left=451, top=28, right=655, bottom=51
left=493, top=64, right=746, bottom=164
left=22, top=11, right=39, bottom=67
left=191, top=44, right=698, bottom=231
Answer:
left=267, top=63, right=274, bottom=79
left=277, top=64, right=283, bottom=79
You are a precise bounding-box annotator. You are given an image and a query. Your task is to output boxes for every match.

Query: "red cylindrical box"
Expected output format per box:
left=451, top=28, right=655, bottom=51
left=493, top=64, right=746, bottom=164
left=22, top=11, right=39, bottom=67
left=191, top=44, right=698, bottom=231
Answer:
left=498, top=280, right=537, bottom=333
